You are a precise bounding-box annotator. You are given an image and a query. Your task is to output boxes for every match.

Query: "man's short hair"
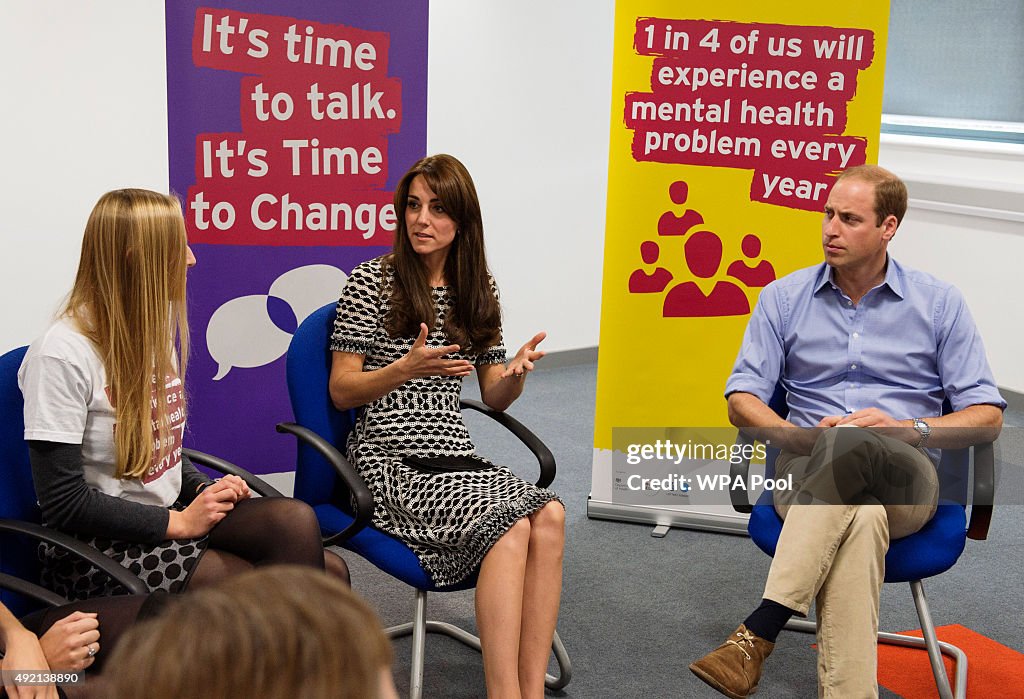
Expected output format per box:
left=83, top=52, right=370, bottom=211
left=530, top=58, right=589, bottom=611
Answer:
left=836, top=164, right=908, bottom=229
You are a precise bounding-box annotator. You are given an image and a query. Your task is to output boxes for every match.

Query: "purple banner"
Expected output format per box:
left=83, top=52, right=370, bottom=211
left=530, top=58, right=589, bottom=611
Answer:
left=166, top=0, right=427, bottom=473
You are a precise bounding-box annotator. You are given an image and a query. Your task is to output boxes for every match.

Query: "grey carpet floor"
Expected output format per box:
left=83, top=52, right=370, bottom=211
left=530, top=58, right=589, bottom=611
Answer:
left=305, top=362, right=1024, bottom=698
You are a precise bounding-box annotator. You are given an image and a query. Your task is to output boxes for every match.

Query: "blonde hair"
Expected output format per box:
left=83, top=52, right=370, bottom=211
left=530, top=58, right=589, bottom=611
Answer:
left=107, top=566, right=394, bottom=699
left=64, top=189, right=190, bottom=479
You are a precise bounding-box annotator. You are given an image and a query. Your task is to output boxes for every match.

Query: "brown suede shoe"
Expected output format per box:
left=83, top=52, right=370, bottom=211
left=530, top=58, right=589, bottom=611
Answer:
left=689, top=624, right=775, bottom=698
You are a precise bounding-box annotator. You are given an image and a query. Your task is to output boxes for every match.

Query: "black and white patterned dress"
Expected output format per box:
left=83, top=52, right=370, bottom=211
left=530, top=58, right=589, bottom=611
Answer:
left=331, top=257, right=560, bottom=587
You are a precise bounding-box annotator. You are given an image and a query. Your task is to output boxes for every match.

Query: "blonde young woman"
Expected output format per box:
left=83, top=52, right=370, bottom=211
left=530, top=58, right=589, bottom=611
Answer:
left=330, top=154, right=565, bottom=699
left=18, top=189, right=347, bottom=604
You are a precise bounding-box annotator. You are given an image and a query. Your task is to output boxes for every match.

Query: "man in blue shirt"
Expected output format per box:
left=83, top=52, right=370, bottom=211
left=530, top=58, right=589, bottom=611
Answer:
left=690, top=165, right=1005, bottom=698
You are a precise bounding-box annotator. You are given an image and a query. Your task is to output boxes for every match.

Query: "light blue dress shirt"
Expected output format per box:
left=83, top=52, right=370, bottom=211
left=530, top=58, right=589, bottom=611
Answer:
left=726, top=257, right=1006, bottom=428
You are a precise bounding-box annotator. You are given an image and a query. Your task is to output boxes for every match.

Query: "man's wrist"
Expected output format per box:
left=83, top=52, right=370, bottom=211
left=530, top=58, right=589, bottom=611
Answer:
left=911, top=417, right=931, bottom=447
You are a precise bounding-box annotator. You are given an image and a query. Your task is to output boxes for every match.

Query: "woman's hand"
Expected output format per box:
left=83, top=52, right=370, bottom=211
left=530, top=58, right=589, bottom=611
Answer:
left=500, top=332, right=547, bottom=380
left=167, top=480, right=238, bottom=539
left=37, top=611, right=100, bottom=673
left=399, top=323, right=473, bottom=379
left=1, top=626, right=61, bottom=699
left=217, top=474, right=251, bottom=502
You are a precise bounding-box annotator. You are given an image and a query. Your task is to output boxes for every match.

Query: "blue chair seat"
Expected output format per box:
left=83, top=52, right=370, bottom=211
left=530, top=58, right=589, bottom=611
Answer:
left=749, top=494, right=969, bottom=583
left=313, top=504, right=478, bottom=591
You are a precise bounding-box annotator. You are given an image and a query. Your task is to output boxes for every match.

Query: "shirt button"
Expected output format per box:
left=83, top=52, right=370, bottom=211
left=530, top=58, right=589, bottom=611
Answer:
left=852, top=332, right=859, bottom=339
left=850, top=364, right=857, bottom=370
left=847, top=300, right=853, bottom=306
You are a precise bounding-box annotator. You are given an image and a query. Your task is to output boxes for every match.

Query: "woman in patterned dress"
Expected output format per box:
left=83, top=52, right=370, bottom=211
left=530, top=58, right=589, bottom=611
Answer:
left=20, top=189, right=348, bottom=604
left=330, top=154, right=565, bottom=699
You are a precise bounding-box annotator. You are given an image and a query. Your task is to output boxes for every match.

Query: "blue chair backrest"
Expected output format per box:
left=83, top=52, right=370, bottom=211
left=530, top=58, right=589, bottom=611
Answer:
left=284, top=303, right=357, bottom=508
left=0, top=345, right=44, bottom=613
left=0, top=346, right=37, bottom=522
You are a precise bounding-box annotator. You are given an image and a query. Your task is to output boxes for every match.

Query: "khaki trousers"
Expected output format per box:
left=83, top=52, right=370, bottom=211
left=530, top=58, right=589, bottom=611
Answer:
left=763, top=427, right=938, bottom=699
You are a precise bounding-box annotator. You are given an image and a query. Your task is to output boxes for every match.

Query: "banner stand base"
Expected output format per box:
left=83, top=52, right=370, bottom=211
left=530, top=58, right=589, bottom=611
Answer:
left=586, top=496, right=750, bottom=536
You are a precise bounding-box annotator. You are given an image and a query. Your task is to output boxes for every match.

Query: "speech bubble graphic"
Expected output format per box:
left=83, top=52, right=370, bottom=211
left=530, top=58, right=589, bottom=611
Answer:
left=208, top=295, right=293, bottom=380
left=268, top=264, right=348, bottom=326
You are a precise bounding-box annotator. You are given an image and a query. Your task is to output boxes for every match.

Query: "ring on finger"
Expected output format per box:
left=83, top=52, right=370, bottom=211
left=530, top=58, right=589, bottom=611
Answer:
left=87, top=644, right=98, bottom=657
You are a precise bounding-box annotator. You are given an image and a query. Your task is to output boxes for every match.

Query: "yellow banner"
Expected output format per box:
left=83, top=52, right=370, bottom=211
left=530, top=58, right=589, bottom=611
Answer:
left=591, top=0, right=890, bottom=518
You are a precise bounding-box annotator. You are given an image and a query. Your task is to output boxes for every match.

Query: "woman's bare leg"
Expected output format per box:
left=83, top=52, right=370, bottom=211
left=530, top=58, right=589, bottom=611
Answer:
left=517, top=502, right=565, bottom=698
left=476, top=518, right=531, bottom=699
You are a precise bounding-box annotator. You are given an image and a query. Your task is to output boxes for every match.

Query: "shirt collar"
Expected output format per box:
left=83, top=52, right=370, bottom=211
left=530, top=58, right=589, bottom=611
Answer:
left=881, top=256, right=904, bottom=299
left=814, top=256, right=905, bottom=299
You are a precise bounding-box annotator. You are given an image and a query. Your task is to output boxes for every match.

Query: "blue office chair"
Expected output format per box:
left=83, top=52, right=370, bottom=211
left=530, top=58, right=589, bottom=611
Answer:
left=0, top=345, right=281, bottom=617
left=730, top=387, right=994, bottom=699
left=277, top=302, right=572, bottom=699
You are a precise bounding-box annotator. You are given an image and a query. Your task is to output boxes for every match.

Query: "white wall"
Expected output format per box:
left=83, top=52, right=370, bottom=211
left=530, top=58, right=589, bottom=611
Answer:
left=0, top=0, right=613, bottom=358
left=0, top=2, right=170, bottom=348
left=426, top=1, right=614, bottom=354
left=2, top=2, right=1022, bottom=394
left=879, top=136, right=1024, bottom=394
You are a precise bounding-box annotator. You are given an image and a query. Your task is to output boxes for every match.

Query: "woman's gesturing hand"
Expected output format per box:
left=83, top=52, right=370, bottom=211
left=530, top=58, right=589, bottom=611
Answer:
left=399, top=323, right=473, bottom=378
left=501, top=332, right=547, bottom=380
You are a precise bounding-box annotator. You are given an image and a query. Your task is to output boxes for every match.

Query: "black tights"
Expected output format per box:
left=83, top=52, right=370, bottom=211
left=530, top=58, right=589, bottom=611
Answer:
left=186, top=497, right=349, bottom=588
left=19, top=593, right=168, bottom=675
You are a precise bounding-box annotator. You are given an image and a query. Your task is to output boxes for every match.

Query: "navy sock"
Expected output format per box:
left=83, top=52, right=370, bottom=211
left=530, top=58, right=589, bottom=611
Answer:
left=742, top=599, right=795, bottom=643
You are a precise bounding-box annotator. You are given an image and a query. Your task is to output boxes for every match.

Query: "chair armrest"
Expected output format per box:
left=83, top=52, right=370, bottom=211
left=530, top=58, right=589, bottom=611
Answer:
left=966, top=441, right=994, bottom=541
left=729, top=432, right=756, bottom=514
left=460, top=398, right=557, bottom=488
left=0, top=519, right=148, bottom=595
left=275, top=422, right=375, bottom=546
left=0, top=572, right=69, bottom=608
left=183, top=448, right=284, bottom=498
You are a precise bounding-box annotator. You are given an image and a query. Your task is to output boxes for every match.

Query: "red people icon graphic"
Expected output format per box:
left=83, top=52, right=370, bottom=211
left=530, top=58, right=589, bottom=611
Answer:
left=726, top=234, right=776, bottom=287
left=628, top=181, right=774, bottom=318
left=663, top=231, right=750, bottom=317
left=629, top=240, right=673, bottom=293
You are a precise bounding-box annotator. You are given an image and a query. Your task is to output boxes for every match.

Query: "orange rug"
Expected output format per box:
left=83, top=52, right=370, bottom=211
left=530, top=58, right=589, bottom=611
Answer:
left=876, top=624, right=1024, bottom=698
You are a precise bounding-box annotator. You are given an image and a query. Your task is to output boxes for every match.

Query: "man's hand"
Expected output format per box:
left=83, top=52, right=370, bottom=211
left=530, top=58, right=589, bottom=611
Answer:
left=835, top=408, right=903, bottom=428
left=819, top=408, right=918, bottom=444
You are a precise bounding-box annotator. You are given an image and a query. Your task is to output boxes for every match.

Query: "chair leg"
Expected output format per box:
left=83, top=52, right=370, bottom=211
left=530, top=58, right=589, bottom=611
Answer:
left=781, top=581, right=966, bottom=699
left=908, top=579, right=963, bottom=699
left=385, top=590, right=572, bottom=693
left=547, top=630, right=573, bottom=690
left=383, top=590, right=428, bottom=699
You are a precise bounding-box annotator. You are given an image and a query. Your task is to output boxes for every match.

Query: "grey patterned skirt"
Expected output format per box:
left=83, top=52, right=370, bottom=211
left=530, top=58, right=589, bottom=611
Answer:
left=39, top=532, right=208, bottom=600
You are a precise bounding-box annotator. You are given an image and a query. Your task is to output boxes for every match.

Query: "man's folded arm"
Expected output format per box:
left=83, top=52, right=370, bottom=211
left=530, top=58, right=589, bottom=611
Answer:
left=727, top=391, right=820, bottom=456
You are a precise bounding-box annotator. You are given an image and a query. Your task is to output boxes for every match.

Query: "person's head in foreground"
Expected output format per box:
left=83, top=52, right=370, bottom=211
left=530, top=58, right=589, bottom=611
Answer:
left=107, top=565, right=397, bottom=699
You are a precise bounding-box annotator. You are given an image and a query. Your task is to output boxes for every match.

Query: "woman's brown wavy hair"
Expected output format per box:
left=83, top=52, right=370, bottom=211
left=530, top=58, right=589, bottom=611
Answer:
left=383, top=154, right=501, bottom=352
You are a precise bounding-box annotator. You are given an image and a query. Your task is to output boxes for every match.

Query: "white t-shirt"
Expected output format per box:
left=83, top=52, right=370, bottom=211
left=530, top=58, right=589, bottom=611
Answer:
left=19, top=317, right=184, bottom=508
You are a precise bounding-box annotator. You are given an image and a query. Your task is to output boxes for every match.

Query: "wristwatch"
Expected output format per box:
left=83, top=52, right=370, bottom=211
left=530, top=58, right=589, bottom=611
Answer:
left=912, top=418, right=931, bottom=448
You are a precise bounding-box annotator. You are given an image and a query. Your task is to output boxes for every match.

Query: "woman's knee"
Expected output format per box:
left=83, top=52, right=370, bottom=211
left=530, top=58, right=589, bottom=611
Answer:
left=530, top=501, right=565, bottom=543
left=492, top=517, right=531, bottom=554
left=324, top=550, right=351, bottom=585
left=245, top=496, right=321, bottom=538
